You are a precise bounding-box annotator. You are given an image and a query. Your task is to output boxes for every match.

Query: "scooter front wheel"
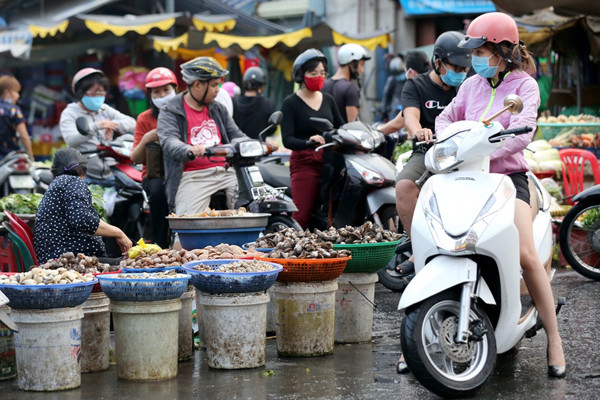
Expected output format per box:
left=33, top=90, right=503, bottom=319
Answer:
left=559, top=199, right=600, bottom=280
left=401, top=290, right=496, bottom=398
left=264, top=214, right=301, bottom=233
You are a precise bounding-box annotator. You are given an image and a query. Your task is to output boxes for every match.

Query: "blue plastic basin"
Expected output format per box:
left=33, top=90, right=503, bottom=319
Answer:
left=175, top=228, right=263, bottom=250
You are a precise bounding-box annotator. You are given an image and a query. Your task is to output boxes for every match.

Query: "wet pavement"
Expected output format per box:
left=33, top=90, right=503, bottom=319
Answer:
left=1, top=268, right=599, bottom=399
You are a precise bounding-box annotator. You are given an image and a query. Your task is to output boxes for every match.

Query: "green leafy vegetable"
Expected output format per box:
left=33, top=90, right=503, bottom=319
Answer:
left=0, top=193, right=44, bottom=216
left=87, top=184, right=108, bottom=222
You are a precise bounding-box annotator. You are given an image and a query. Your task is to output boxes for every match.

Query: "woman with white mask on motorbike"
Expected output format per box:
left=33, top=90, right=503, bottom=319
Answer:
left=130, top=67, right=177, bottom=248
left=436, top=11, right=565, bottom=378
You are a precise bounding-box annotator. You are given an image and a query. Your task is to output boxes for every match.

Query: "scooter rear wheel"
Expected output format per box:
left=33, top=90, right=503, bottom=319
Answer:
left=401, top=290, right=496, bottom=398
left=559, top=199, right=600, bottom=280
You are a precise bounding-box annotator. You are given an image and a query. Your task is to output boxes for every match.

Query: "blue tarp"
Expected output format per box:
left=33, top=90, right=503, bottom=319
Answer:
left=399, top=0, right=495, bottom=16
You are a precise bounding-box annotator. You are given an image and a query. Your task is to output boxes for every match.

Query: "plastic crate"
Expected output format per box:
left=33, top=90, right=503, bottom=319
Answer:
left=98, top=273, right=190, bottom=302
left=0, top=236, right=17, bottom=273
left=257, top=256, right=351, bottom=282
left=333, top=239, right=403, bottom=273
left=537, top=123, right=600, bottom=141
left=0, top=280, right=97, bottom=310
left=183, top=259, right=282, bottom=294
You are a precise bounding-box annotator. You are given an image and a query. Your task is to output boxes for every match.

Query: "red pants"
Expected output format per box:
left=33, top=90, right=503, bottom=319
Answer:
left=290, top=149, right=323, bottom=229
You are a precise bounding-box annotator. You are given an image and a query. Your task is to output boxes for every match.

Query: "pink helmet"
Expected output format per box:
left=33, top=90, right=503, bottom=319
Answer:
left=145, top=67, right=178, bottom=89
left=459, top=12, right=519, bottom=49
left=72, top=68, right=104, bottom=93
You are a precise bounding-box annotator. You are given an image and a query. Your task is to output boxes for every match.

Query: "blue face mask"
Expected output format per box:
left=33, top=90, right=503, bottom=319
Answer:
left=81, top=95, right=105, bottom=112
left=440, top=65, right=467, bottom=87
left=472, top=54, right=499, bottom=79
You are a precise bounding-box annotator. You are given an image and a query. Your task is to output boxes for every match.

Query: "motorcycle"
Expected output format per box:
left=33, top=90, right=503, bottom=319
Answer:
left=559, top=184, right=600, bottom=280
left=74, top=117, right=147, bottom=243
left=397, top=95, right=565, bottom=397
left=282, top=117, right=401, bottom=231
left=0, top=151, right=36, bottom=196
left=188, top=111, right=301, bottom=232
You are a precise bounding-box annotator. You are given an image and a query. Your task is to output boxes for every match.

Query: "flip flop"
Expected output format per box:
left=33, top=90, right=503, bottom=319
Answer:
left=394, top=259, right=415, bottom=275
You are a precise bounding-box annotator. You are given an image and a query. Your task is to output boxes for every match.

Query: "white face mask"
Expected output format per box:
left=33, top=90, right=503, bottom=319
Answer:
left=151, top=91, right=176, bottom=109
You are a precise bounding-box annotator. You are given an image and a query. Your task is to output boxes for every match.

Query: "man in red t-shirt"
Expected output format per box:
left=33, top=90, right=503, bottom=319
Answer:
left=157, top=57, right=249, bottom=215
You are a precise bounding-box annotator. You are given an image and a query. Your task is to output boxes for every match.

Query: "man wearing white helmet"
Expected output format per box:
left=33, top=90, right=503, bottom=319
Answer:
left=322, top=43, right=371, bottom=123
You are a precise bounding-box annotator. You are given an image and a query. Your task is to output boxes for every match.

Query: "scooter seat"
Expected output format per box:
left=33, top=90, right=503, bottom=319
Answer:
left=257, top=163, right=292, bottom=197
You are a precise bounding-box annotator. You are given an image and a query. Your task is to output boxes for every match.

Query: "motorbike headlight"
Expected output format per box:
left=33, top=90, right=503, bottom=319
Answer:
left=348, top=159, right=385, bottom=185
left=421, top=178, right=515, bottom=255
left=347, top=129, right=376, bottom=150
left=428, top=138, right=459, bottom=173
left=239, top=141, right=265, bottom=158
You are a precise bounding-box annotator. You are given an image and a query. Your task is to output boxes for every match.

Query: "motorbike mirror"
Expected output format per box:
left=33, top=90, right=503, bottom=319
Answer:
left=75, top=117, right=91, bottom=136
left=268, top=111, right=283, bottom=126
left=310, top=117, right=334, bottom=132
left=481, top=95, right=524, bottom=126
left=504, top=95, right=523, bottom=115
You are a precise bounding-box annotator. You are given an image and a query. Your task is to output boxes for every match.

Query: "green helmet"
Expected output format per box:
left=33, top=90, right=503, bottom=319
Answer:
left=181, top=57, right=229, bottom=84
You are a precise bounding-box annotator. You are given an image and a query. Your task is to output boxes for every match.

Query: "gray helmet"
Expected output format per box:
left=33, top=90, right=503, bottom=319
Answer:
left=181, top=56, right=229, bottom=84
left=433, top=31, right=472, bottom=68
left=292, top=49, right=327, bottom=83
left=243, top=67, right=265, bottom=85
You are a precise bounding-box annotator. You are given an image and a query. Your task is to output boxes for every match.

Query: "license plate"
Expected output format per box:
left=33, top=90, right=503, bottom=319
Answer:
left=9, top=175, right=35, bottom=189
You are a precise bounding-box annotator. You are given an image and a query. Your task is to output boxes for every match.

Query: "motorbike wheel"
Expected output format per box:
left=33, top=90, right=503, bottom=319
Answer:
left=559, top=199, right=600, bottom=280
left=401, top=290, right=496, bottom=398
left=264, top=214, right=302, bottom=233
left=375, top=205, right=413, bottom=292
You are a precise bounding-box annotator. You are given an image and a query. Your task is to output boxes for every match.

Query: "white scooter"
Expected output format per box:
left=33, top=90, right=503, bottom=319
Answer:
left=398, top=95, right=565, bottom=397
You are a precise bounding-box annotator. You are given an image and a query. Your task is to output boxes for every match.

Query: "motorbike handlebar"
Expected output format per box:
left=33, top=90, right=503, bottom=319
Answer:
left=186, top=150, right=196, bottom=160
left=500, top=126, right=533, bottom=136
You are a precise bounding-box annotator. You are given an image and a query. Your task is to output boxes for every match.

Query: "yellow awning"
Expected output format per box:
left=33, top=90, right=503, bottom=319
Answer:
left=28, top=20, right=69, bottom=38
left=192, top=16, right=236, bottom=32
left=167, top=48, right=229, bottom=65
left=331, top=30, right=391, bottom=51
left=203, top=27, right=312, bottom=50
left=153, top=33, right=189, bottom=53
left=82, top=14, right=178, bottom=37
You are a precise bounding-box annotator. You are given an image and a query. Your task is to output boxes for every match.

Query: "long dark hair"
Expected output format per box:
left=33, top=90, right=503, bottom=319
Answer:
left=51, top=148, right=87, bottom=178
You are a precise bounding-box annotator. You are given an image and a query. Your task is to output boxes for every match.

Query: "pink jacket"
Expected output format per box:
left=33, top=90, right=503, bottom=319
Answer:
left=436, top=71, right=540, bottom=175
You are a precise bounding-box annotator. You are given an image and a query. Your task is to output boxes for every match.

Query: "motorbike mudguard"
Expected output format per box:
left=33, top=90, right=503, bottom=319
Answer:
left=366, top=186, right=396, bottom=216
left=398, top=256, right=496, bottom=311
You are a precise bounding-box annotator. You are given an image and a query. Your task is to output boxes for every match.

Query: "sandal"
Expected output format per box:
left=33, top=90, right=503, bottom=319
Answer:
left=395, top=259, right=415, bottom=275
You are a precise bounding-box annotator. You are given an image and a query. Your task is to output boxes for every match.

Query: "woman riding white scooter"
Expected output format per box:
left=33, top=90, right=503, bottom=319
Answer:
left=436, top=11, right=565, bottom=378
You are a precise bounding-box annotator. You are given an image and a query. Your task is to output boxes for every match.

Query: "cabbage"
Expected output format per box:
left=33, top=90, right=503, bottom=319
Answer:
left=527, top=140, right=552, bottom=152
left=526, top=158, right=540, bottom=172
left=533, top=148, right=560, bottom=163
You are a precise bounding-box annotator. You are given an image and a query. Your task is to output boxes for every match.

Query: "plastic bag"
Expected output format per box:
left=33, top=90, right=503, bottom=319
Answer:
left=128, top=238, right=162, bottom=259
left=102, top=188, right=118, bottom=217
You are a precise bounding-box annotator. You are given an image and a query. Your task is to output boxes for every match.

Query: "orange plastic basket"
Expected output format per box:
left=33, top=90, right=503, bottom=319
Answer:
left=257, top=256, right=351, bottom=282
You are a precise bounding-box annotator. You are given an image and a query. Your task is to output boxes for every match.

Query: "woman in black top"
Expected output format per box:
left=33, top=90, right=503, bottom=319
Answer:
left=281, top=49, right=344, bottom=229
left=34, top=148, right=132, bottom=263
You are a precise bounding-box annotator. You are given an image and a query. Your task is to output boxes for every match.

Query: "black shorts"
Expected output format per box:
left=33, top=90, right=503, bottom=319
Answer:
left=509, top=172, right=530, bottom=204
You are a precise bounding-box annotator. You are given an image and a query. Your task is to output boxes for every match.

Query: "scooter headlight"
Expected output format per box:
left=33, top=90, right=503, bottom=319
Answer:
left=348, top=159, right=385, bottom=185
left=428, top=138, right=459, bottom=173
left=421, top=178, right=515, bottom=254
left=347, top=129, right=376, bottom=150
left=239, top=140, right=265, bottom=158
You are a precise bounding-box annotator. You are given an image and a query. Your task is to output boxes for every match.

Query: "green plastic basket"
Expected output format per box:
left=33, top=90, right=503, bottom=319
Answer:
left=333, top=239, right=403, bottom=273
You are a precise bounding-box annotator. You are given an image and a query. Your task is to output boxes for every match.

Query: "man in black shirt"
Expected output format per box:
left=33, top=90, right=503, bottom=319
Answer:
left=322, top=43, right=370, bottom=123
left=233, top=67, right=275, bottom=139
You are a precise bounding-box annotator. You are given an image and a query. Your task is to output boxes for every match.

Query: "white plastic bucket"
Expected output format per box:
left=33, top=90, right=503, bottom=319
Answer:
left=334, top=273, right=379, bottom=343
left=270, top=280, right=338, bottom=357
left=12, top=306, right=84, bottom=391
left=199, top=291, right=269, bottom=369
left=81, top=292, right=110, bottom=373
left=111, top=299, right=181, bottom=381
left=0, top=306, right=16, bottom=381
left=178, top=288, right=195, bottom=361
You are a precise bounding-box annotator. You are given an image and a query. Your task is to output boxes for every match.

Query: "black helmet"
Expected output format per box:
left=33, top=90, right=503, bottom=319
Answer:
left=243, top=67, right=265, bottom=85
left=292, top=49, right=327, bottom=83
left=181, top=56, right=229, bottom=84
left=433, top=31, right=472, bottom=68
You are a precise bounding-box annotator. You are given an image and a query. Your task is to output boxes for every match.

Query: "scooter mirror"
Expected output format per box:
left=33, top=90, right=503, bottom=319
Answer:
left=268, top=111, right=283, bottom=126
left=310, top=117, right=334, bottom=132
left=75, top=117, right=91, bottom=136
left=504, top=95, right=523, bottom=115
